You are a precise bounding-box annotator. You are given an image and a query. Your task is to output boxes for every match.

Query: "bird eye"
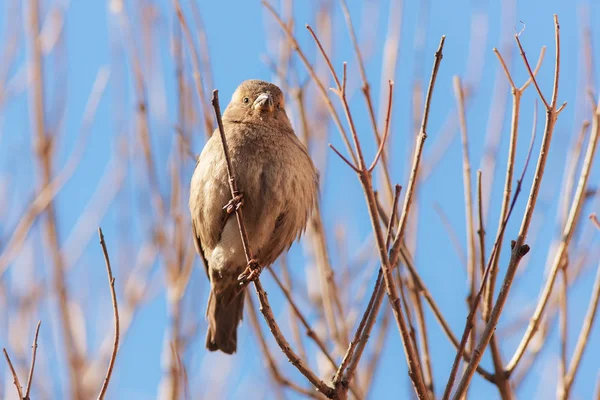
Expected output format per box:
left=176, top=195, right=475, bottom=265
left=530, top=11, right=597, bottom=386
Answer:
left=243, top=97, right=249, bottom=104
left=276, top=104, right=280, bottom=109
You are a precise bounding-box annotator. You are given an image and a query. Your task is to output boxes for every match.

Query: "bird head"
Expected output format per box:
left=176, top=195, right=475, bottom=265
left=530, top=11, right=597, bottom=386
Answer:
left=222, top=80, right=290, bottom=126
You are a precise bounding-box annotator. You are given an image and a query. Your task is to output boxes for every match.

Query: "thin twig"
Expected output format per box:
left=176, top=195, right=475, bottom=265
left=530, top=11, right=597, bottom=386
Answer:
left=247, top=293, right=321, bottom=400
left=329, top=143, right=360, bottom=173
left=558, top=261, right=568, bottom=399
left=561, top=194, right=600, bottom=396
left=3, top=348, right=24, bottom=399
left=334, top=187, right=399, bottom=391
left=338, top=0, right=396, bottom=205
left=368, top=80, right=394, bottom=172
left=264, top=3, right=357, bottom=164
left=453, top=77, right=478, bottom=371
left=171, top=0, right=213, bottom=137
left=24, top=320, right=42, bottom=399
left=97, top=227, right=120, bottom=400
left=400, top=245, right=495, bottom=382
left=389, top=36, right=446, bottom=266
left=24, top=0, right=82, bottom=396
left=476, top=171, right=486, bottom=287
left=266, top=268, right=337, bottom=369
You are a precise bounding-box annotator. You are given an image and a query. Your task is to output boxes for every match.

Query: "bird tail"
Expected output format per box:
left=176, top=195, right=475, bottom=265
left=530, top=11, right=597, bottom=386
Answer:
left=205, top=285, right=245, bottom=354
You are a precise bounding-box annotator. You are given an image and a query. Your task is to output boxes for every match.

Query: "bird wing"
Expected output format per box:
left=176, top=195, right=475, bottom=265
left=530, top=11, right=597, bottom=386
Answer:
left=191, top=218, right=210, bottom=278
left=190, top=133, right=235, bottom=279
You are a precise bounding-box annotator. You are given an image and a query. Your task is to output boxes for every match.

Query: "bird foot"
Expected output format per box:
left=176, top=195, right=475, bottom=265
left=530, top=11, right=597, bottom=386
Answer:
left=238, top=259, right=261, bottom=283
left=223, top=192, right=244, bottom=214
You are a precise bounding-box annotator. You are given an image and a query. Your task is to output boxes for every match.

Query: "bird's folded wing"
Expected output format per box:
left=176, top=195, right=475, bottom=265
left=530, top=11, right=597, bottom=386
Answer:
left=192, top=218, right=210, bottom=278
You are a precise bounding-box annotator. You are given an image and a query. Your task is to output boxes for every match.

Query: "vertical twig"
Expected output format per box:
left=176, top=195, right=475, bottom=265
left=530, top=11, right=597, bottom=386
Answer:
left=172, top=0, right=214, bottom=137
left=453, top=76, right=478, bottom=366
left=97, top=228, right=120, bottom=400
left=558, top=262, right=568, bottom=399
left=24, top=320, right=42, bottom=399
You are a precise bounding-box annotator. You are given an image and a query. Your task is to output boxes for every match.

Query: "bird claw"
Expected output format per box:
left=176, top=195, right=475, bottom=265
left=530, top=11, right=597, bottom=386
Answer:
left=223, top=192, right=244, bottom=214
left=238, top=259, right=261, bottom=283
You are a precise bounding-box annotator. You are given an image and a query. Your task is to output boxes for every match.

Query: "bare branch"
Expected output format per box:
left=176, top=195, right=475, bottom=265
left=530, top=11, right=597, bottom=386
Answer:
left=3, top=348, right=24, bottom=399
left=368, top=80, right=394, bottom=172
left=97, top=228, right=120, bottom=400
left=24, top=321, right=42, bottom=399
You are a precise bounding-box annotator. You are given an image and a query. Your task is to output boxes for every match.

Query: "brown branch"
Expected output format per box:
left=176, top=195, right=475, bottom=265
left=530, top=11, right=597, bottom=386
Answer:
left=433, top=204, right=468, bottom=267
left=354, top=36, right=445, bottom=400
left=330, top=37, right=446, bottom=400
left=305, top=25, right=341, bottom=91
left=336, top=187, right=400, bottom=392
left=514, top=37, right=549, bottom=109
left=294, top=81, right=347, bottom=350
left=442, top=169, right=532, bottom=399
left=591, top=213, right=600, bottom=230
left=368, top=80, right=394, bottom=173
left=97, top=228, right=120, bottom=400
left=252, top=279, right=334, bottom=397
left=266, top=268, right=337, bottom=370
left=3, top=348, right=23, bottom=399
left=485, top=47, right=543, bottom=320
left=476, top=171, right=486, bottom=286
left=25, top=0, right=82, bottom=396
left=493, top=52, right=543, bottom=400
left=361, top=306, right=392, bottom=397
left=334, top=184, right=402, bottom=393
left=263, top=3, right=357, bottom=165
left=400, top=246, right=495, bottom=382
left=0, top=67, right=109, bottom=278
left=328, top=143, right=360, bottom=173
left=454, top=15, right=564, bottom=396
left=389, top=36, right=446, bottom=265
left=561, top=191, right=600, bottom=397
left=280, top=257, right=308, bottom=362
left=170, top=342, right=190, bottom=400
left=171, top=0, right=214, bottom=137
left=338, top=0, right=395, bottom=205
left=558, top=262, right=568, bottom=399
left=24, top=320, right=42, bottom=399
left=486, top=49, right=543, bottom=400
left=452, top=76, right=478, bottom=369
left=211, top=90, right=334, bottom=397
left=410, top=278, right=434, bottom=398
left=506, top=26, right=596, bottom=375
left=246, top=293, right=321, bottom=400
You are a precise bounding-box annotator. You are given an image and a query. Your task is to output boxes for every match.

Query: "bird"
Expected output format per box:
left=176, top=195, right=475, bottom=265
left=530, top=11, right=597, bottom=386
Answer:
left=189, top=79, right=319, bottom=354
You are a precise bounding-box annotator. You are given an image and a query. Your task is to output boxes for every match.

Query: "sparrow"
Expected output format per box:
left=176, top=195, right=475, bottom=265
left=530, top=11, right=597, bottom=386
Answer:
left=189, top=80, right=319, bottom=354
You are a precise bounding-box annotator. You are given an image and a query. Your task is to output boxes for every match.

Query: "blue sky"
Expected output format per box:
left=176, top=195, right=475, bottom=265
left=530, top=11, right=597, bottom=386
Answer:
left=1, top=0, right=599, bottom=399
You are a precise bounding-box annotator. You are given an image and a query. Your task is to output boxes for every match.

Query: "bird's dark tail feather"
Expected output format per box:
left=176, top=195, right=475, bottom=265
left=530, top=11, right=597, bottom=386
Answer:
left=205, top=286, right=245, bottom=354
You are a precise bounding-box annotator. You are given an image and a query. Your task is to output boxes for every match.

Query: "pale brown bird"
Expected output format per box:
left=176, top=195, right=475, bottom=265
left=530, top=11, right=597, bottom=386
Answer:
left=189, top=80, right=319, bottom=354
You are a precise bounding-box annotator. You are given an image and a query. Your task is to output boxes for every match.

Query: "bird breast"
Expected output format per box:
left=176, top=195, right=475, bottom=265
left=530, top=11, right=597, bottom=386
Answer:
left=193, top=122, right=317, bottom=275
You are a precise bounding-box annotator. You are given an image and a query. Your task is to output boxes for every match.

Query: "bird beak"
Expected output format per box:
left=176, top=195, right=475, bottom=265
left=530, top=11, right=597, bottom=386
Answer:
left=252, top=93, right=274, bottom=112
